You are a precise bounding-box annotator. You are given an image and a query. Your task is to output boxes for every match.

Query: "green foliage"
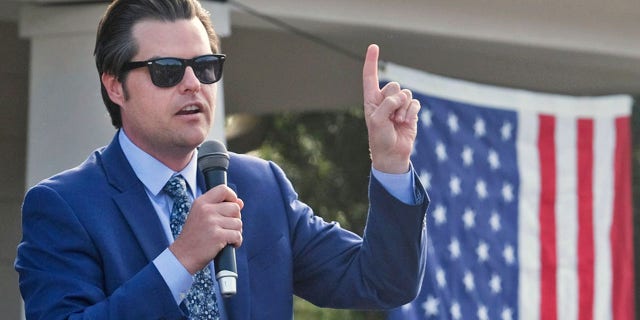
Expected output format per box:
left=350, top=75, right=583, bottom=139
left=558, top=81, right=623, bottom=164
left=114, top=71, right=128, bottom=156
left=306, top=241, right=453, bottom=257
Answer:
left=253, top=108, right=372, bottom=235
left=293, top=298, right=387, bottom=320
left=251, top=108, right=386, bottom=320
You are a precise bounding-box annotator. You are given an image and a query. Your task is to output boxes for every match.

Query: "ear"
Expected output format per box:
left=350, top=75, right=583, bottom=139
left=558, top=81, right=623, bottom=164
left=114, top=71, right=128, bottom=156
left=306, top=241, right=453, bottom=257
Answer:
left=101, top=73, right=126, bottom=107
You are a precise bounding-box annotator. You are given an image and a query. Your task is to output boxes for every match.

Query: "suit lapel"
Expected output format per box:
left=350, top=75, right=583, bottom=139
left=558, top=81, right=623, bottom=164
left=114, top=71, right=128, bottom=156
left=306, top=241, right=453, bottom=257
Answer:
left=101, top=134, right=169, bottom=262
left=113, top=189, right=169, bottom=261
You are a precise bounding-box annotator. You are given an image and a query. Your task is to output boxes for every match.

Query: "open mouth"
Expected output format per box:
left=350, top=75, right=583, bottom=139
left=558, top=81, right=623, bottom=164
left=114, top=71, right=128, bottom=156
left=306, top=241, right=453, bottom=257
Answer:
left=177, top=105, right=201, bottom=115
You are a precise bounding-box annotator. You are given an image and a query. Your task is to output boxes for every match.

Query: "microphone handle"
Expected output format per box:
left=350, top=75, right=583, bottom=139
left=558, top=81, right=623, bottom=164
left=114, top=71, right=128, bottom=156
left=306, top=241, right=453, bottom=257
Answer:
left=215, top=246, right=237, bottom=298
left=204, top=168, right=227, bottom=186
left=203, top=168, right=238, bottom=297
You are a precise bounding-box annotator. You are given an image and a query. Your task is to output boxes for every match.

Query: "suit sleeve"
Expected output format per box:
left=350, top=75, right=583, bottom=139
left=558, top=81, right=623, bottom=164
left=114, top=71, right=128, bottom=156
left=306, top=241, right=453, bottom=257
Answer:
left=15, top=185, right=184, bottom=320
left=271, top=161, right=429, bottom=309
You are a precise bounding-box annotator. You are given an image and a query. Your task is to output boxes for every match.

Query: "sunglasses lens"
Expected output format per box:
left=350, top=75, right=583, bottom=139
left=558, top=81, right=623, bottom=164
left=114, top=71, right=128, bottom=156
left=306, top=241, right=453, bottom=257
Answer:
left=149, top=58, right=185, bottom=87
left=193, top=56, right=223, bottom=84
left=142, top=55, right=224, bottom=87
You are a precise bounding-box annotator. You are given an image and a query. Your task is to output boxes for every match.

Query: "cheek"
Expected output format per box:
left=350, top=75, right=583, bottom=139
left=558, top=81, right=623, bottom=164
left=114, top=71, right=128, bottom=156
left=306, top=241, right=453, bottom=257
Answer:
left=205, top=84, right=218, bottom=105
left=126, top=76, right=167, bottom=107
left=122, top=83, right=165, bottom=120
left=124, top=71, right=158, bottom=96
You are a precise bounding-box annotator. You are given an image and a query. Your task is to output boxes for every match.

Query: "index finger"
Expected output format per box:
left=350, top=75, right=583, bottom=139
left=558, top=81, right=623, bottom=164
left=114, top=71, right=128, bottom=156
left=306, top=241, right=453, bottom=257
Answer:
left=362, top=44, right=381, bottom=101
left=200, top=185, right=242, bottom=207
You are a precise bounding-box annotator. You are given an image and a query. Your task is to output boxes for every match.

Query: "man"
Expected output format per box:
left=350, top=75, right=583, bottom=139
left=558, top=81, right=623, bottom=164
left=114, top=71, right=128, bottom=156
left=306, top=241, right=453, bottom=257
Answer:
left=15, top=0, right=428, bottom=319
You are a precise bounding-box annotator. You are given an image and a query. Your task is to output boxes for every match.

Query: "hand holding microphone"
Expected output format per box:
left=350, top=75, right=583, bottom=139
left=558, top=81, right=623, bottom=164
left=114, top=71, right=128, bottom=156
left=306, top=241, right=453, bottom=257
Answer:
left=198, top=140, right=239, bottom=297
left=168, top=140, right=242, bottom=298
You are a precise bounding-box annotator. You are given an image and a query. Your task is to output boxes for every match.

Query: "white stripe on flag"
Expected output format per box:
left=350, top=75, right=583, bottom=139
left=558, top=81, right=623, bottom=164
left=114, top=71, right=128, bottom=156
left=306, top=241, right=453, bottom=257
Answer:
left=555, top=116, right=578, bottom=320
left=517, top=110, right=541, bottom=320
left=593, top=118, right=615, bottom=320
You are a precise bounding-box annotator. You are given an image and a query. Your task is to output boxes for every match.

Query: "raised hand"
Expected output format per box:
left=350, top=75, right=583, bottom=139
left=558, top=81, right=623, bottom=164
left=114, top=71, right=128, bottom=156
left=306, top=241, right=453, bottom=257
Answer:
left=362, top=44, right=420, bottom=174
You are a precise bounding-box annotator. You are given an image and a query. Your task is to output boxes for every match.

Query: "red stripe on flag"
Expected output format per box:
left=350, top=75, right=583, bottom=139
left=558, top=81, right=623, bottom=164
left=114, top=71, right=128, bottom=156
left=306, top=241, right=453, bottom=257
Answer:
left=611, top=117, right=634, bottom=320
left=538, top=114, right=557, bottom=320
left=577, top=119, right=594, bottom=320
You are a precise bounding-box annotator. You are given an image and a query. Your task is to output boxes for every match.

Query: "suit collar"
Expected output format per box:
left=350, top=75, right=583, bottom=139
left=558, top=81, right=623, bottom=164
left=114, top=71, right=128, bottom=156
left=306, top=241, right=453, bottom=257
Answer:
left=101, top=132, right=139, bottom=193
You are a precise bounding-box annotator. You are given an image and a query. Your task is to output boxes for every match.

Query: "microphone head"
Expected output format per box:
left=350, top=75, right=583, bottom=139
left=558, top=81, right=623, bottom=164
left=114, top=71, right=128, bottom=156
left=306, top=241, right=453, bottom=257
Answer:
left=198, top=140, right=229, bottom=172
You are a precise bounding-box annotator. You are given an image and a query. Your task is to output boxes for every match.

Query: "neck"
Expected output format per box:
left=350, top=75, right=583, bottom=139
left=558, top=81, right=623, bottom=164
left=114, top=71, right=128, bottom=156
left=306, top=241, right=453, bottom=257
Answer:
left=155, top=149, right=195, bottom=172
left=120, top=129, right=197, bottom=172
left=140, top=139, right=197, bottom=172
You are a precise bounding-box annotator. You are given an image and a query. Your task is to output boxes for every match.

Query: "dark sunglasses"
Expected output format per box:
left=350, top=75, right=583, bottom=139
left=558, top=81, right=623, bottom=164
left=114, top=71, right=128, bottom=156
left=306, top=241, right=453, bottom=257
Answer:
left=121, top=54, right=226, bottom=88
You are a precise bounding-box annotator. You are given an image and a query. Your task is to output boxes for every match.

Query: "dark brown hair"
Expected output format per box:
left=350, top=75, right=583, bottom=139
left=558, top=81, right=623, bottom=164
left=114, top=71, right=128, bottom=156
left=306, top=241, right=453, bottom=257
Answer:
left=94, top=0, right=220, bottom=128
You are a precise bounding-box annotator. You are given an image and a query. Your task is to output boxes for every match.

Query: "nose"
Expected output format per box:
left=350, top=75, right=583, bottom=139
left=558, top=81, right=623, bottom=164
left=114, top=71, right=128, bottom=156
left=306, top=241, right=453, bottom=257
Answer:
left=179, top=66, right=201, bottom=93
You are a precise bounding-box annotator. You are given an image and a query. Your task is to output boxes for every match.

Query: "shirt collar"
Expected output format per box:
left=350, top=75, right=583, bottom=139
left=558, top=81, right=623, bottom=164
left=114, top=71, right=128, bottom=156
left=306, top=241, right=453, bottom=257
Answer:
left=118, top=129, right=199, bottom=198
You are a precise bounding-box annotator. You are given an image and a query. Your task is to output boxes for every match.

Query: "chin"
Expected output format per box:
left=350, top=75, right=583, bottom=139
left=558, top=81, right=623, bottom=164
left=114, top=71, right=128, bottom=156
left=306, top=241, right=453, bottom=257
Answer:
left=193, top=131, right=210, bottom=145
left=175, top=131, right=207, bottom=148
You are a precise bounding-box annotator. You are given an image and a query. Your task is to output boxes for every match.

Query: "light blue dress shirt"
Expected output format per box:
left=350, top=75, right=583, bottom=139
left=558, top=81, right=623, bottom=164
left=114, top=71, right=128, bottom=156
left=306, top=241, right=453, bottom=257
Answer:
left=118, top=129, right=415, bottom=319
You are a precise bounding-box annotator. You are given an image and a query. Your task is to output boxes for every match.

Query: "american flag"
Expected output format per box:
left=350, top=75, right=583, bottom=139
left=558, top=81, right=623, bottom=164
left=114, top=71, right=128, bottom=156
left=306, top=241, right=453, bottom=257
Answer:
left=382, top=63, right=634, bottom=320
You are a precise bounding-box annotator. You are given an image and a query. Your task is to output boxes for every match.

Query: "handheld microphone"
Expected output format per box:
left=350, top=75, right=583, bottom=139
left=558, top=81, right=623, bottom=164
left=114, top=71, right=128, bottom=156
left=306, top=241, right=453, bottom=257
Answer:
left=198, top=140, right=237, bottom=298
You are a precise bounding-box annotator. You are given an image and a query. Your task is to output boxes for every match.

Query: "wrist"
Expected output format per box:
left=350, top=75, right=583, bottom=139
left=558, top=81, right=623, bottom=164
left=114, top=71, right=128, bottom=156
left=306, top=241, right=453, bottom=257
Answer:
left=169, top=241, right=202, bottom=275
left=371, top=158, right=410, bottom=174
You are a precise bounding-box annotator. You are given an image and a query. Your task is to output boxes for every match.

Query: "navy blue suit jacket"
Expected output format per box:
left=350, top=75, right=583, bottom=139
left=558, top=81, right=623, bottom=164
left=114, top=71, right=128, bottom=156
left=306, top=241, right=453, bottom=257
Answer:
left=16, top=134, right=428, bottom=319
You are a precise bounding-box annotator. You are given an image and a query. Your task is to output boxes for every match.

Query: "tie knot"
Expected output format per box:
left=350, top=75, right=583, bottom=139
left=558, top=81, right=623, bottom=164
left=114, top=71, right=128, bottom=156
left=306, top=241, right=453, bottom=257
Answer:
left=163, top=175, right=188, bottom=200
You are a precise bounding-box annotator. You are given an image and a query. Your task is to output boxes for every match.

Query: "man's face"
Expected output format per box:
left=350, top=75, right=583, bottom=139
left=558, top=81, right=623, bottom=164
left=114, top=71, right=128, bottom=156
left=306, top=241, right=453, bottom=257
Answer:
left=120, top=17, right=217, bottom=159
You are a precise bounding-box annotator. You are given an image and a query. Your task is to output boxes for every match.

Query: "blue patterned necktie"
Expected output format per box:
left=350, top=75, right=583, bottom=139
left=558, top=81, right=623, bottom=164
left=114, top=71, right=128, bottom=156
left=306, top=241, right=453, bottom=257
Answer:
left=164, top=175, right=220, bottom=320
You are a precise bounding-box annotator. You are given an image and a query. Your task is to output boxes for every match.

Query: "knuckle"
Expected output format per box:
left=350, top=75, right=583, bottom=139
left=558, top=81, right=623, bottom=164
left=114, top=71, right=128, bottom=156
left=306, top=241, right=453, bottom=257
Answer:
left=235, top=232, right=243, bottom=244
